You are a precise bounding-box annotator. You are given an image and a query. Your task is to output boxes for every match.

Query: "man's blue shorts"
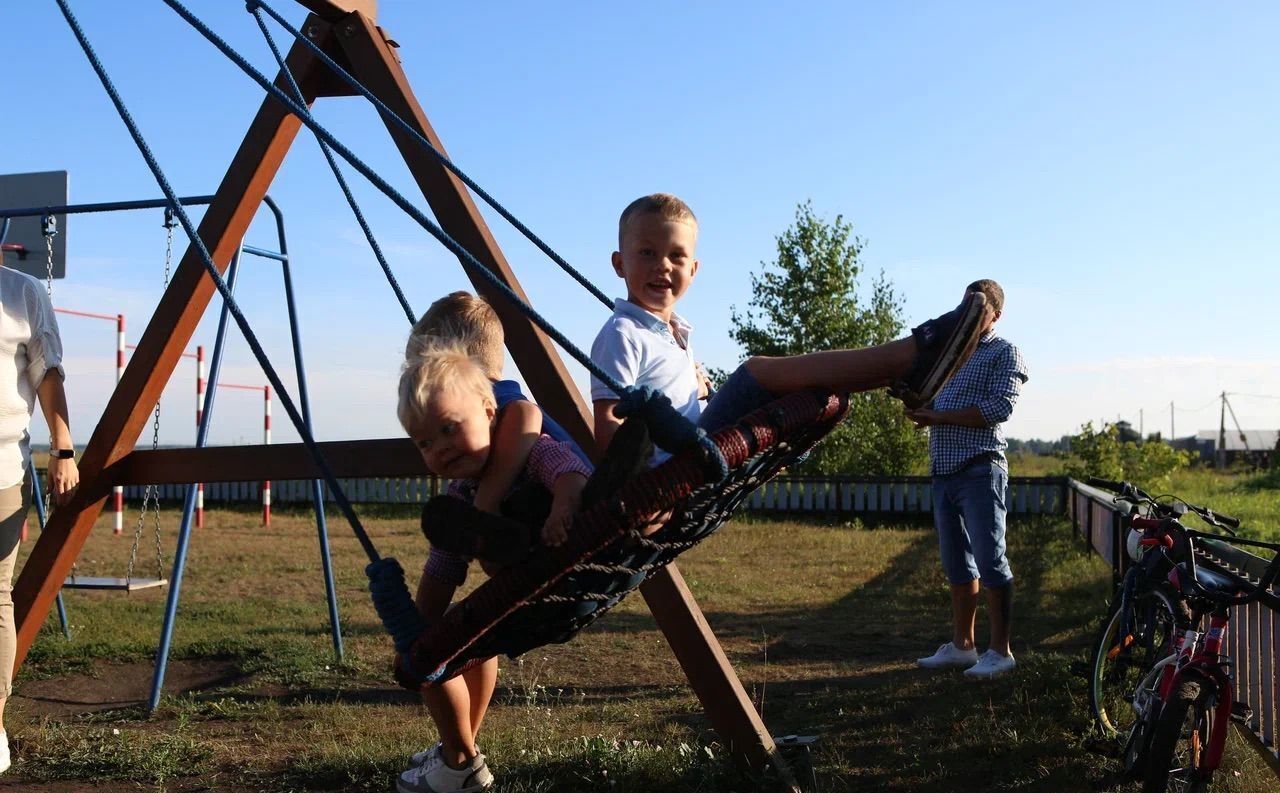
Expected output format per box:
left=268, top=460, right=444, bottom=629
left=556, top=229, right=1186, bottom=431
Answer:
left=932, top=458, right=1014, bottom=587
left=696, top=363, right=776, bottom=432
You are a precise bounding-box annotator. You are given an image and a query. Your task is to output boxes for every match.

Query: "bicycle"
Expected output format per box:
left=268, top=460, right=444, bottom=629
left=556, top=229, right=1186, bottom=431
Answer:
left=1084, top=477, right=1280, bottom=792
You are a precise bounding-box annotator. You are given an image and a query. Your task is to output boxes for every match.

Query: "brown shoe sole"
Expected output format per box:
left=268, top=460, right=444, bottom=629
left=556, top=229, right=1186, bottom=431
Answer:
left=895, top=292, right=987, bottom=409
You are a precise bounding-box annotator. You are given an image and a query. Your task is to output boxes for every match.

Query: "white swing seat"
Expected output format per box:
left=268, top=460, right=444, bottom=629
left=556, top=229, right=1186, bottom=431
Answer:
left=61, top=576, right=168, bottom=592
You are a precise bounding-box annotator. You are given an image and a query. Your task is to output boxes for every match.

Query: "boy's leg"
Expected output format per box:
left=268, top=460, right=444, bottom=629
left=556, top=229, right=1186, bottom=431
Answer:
left=743, top=337, right=915, bottom=396
left=699, top=292, right=987, bottom=431
left=463, top=658, right=498, bottom=747
left=423, top=678, right=482, bottom=768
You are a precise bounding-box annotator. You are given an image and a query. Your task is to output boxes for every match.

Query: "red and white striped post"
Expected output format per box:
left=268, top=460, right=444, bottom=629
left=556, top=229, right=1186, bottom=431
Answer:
left=262, top=385, right=271, bottom=528
left=195, top=345, right=206, bottom=529
left=113, top=313, right=125, bottom=534
left=52, top=307, right=128, bottom=534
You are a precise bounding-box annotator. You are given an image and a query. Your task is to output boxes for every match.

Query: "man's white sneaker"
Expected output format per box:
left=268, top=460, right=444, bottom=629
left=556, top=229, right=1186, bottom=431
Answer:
left=0, top=730, right=10, bottom=774
left=963, top=649, right=1016, bottom=679
left=916, top=642, right=980, bottom=670
left=397, top=744, right=493, bottom=793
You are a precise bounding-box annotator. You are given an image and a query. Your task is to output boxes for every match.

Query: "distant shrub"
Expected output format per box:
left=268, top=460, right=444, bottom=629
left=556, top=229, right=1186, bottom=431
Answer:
left=1061, top=421, right=1191, bottom=487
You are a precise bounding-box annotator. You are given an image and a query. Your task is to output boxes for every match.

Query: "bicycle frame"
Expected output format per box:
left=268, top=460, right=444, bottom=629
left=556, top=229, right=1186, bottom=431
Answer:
left=1156, top=611, right=1234, bottom=774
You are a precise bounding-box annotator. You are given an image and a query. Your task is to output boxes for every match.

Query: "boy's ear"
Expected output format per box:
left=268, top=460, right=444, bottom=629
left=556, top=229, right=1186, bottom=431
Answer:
left=690, top=258, right=700, bottom=279
left=611, top=251, right=624, bottom=276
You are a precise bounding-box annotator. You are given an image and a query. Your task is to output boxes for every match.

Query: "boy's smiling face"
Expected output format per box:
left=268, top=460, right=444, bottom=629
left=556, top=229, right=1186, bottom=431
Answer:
left=612, top=214, right=699, bottom=321
left=408, top=387, right=495, bottom=479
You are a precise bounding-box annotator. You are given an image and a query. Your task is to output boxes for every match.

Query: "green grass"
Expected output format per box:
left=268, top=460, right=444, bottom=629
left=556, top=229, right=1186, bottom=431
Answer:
left=7, top=504, right=1277, bottom=791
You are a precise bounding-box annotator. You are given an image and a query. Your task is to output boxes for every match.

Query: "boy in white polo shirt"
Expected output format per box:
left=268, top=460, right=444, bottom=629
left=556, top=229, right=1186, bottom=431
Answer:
left=590, top=193, right=987, bottom=462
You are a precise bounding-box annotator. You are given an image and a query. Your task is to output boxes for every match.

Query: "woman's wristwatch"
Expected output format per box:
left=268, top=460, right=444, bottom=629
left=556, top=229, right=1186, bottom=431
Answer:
left=52, top=449, right=75, bottom=459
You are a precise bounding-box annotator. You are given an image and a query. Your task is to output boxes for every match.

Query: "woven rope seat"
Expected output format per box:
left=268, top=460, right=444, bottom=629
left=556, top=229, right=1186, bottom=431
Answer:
left=401, top=388, right=850, bottom=688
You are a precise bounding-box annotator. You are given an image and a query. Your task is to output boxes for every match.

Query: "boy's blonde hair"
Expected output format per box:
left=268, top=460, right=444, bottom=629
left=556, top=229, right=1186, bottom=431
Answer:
left=618, top=193, right=698, bottom=248
left=397, top=341, right=496, bottom=434
left=407, top=291, right=505, bottom=379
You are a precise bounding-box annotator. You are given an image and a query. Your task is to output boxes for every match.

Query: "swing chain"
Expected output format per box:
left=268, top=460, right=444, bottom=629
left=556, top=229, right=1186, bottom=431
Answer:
left=41, top=214, right=56, bottom=296
left=127, top=210, right=177, bottom=586
left=40, top=215, right=57, bottom=516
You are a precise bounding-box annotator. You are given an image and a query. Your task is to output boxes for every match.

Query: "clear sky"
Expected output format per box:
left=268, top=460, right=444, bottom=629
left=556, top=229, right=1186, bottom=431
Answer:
left=3, top=1, right=1278, bottom=449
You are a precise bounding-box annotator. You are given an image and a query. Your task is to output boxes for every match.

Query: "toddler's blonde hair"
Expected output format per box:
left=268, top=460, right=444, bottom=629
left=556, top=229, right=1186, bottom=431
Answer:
left=397, top=341, right=496, bottom=434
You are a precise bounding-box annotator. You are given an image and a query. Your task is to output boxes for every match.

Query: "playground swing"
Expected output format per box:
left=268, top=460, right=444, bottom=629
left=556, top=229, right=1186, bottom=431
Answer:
left=52, top=0, right=846, bottom=682
left=39, top=211, right=170, bottom=593
left=24, top=5, right=861, bottom=785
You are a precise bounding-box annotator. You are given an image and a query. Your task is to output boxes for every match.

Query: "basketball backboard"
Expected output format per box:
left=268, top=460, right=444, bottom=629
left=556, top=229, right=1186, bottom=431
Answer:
left=0, top=170, right=68, bottom=280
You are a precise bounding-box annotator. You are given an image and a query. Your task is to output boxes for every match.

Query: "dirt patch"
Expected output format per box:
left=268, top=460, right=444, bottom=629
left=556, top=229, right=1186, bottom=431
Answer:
left=13, top=658, right=247, bottom=718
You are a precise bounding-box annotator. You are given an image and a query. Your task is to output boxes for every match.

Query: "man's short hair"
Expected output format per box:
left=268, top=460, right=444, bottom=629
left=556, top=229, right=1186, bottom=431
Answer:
left=618, top=193, right=698, bottom=248
left=408, top=291, right=505, bottom=379
left=967, top=279, right=1005, bottom=314
left=397, top=341, right=496, bottom=434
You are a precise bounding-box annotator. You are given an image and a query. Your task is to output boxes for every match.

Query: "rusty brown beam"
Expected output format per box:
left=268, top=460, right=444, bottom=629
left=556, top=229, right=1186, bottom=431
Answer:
left=333, top=15, right=595, bottom=452
left=110, top=438, right=421, bottom=485
left=11, top=22, right=338, bottom=670
left=294, top=0, right=375, bottom=21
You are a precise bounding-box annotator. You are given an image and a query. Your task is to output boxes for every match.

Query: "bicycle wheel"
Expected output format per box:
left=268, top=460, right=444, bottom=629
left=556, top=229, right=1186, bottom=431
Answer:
left=1089, top=584, right=1187, bottom=740
left=1142, top=677, right=1214, bottom=793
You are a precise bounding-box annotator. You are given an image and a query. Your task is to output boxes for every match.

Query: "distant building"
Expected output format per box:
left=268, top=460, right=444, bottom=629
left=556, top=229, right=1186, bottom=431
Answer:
left=1191, top=429, right=1279, bottom=468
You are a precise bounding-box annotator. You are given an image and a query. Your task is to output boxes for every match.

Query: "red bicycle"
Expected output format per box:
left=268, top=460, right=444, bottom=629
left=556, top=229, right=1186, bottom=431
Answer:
left=1085, top=478, right=1280, bottom=792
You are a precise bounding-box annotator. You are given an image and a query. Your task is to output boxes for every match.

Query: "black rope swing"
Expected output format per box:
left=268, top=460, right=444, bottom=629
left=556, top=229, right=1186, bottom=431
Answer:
left=55, top=0, right=851, bottom=689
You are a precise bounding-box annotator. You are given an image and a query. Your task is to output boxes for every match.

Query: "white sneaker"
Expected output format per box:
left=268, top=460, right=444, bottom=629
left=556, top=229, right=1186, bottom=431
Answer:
left=0, top=730, right=10, bottom=774
left=409, top=742, right=443, bottom=767
left=917, top=642, right=979, bottom=670
left=397, top=744, right=493, bottom=793
left=963, top=649, right=1016, bottom=679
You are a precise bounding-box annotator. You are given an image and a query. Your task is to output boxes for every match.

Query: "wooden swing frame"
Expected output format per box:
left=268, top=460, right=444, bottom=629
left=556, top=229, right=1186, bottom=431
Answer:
left=13, top=3, right=798, bottom=788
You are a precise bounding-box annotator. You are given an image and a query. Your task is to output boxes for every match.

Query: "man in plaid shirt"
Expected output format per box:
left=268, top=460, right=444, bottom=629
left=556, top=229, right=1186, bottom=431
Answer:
left=908, top=280, right=1028, bottom=679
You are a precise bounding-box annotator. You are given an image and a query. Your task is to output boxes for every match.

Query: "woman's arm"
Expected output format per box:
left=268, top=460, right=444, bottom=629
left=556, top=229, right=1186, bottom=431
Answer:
left=36, top=370, right=79, bottom=505
left=472, top=400, right=541, bottom=514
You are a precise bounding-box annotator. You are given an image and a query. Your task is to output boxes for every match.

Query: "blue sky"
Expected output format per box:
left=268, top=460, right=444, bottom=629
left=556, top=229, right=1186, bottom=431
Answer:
left=3, top=1, right=1277, bottom=448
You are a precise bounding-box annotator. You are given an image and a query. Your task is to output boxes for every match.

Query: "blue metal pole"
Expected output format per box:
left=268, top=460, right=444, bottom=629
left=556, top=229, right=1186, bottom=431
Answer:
left=262, top=195, right=343, bottom=663
left=146, top=250, right=241, bottom=713
left=27, top=463, right=71, bottom=640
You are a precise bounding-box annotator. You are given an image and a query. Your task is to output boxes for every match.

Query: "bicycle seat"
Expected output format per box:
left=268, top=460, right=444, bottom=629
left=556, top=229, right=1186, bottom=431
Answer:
left=1180, top=564, right=1246, bottom=597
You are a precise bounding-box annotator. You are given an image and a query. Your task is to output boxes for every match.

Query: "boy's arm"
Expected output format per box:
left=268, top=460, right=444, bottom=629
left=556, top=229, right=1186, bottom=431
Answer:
left=472, top=399, right=541, bottom=514
left=592, top=399, right=623, bottom=463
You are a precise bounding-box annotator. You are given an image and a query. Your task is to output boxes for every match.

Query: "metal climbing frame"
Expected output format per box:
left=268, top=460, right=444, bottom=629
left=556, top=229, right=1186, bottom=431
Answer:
left=0, top=192, right=343, bottom=705
left=14, top=2, right=798, bottom=787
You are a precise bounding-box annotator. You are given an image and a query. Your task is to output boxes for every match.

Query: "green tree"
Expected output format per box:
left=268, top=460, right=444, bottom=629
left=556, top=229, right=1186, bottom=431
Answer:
left=1062, top=421, right=1191, bottom=487
left=724, top=201, right=928, bottom=475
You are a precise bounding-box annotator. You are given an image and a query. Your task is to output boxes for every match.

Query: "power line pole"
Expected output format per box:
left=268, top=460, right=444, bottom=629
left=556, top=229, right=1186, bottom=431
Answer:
left=1170, top=401, right=1175, bottom=442
left=1218, top=392, right=1227, bottom=468
left=1140, top=408, right=1144, bottom=439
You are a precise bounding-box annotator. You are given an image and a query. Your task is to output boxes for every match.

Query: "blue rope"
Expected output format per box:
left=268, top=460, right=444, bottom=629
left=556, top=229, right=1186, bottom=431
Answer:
left=162, top=0, right=720, bottom=471
left=53, top=0, right=381, bottom=563
left=248, top=7, right=415, bottom=326
left=245, top=0, right=614, bottom=311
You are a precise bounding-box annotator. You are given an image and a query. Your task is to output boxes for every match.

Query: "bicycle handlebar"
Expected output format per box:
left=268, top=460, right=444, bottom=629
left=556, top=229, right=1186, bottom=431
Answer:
left=1086, top=478, right=1276, bottom=606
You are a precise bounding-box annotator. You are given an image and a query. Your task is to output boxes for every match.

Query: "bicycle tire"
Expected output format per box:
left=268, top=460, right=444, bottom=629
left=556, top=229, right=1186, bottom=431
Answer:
left=1089, top=584, right=1188, bottom=740
left=1142, top=676, right=1214, bottom=793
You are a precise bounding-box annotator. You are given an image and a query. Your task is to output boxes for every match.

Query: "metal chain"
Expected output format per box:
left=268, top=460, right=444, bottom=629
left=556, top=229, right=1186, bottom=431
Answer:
left=41, top=215, right=56, bottom=295
left=128, top=211, right=177, bottom=586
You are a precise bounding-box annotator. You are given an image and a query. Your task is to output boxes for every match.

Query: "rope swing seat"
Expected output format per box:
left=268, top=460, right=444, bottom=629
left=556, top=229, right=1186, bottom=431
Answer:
left=387, top=389, right=849, bottom=689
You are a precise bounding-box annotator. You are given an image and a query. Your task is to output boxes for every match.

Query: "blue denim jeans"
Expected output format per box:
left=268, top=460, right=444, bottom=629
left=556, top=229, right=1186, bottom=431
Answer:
left=932, top=459, right=1013, bottom=587
left=697, top=363, right=775, bottom=432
